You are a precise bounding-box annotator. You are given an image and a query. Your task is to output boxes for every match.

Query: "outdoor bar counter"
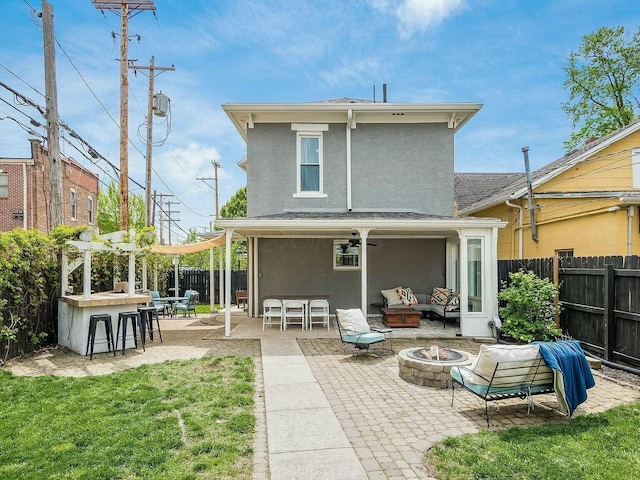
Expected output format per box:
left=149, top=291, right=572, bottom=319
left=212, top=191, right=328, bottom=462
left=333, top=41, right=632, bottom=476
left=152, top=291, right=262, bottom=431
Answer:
left=58, top=292, right=151, bottom=355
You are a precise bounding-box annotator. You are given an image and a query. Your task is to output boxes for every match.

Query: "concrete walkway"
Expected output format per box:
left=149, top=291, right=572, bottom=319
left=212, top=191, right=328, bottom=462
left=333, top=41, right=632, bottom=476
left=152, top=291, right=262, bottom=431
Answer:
left=4, top=312, right=640, bottom=480
left=262, top=337, right=368, bottom=479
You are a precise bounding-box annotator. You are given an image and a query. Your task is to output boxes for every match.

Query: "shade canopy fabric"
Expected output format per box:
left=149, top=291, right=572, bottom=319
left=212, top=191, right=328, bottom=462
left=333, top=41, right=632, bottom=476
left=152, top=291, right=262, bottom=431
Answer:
left=148, top=234, right=226, bottom=255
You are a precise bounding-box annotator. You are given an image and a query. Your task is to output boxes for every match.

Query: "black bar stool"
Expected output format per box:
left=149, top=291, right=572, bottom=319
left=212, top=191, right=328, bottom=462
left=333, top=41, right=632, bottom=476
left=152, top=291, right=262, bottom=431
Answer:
left=115, top=311, right=145, bottom=355
left=86, top=314, right=115, bottom=360
left=138, top=306, right=163, bottom=343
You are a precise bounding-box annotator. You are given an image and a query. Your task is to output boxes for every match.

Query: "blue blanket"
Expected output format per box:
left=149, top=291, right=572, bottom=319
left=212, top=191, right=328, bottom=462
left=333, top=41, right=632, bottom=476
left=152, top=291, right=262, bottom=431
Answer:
left=534, top=340, right=595, bottom=416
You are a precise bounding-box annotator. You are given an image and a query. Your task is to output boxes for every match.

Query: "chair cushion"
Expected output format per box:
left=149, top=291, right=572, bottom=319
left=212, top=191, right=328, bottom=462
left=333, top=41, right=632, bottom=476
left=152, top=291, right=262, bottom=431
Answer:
left=398, top=287, right=418, bottom=306
left=381, top=288, right=403, bottom=306
left=342, top=332, right=385, bottom=345
left=336, top=308, right=370, bottom=335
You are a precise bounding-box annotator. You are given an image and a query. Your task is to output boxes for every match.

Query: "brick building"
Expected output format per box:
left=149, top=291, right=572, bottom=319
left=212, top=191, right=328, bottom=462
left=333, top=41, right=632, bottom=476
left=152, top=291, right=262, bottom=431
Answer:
left=0, top=139, right=99, bottom=232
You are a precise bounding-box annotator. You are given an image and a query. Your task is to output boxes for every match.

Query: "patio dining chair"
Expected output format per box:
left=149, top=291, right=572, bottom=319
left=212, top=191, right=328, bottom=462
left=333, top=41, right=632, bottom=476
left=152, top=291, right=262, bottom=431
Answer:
left=173, top=290, right=199, bottom=317
left=308, top=299, right=330, bottom=330
left=150, top=290, right=168, bottom=317
left=283, top=299, right=306, bottom=330
left=335, top=308, right=393, bottom=355
left=262, top=298, right=284, bottom=330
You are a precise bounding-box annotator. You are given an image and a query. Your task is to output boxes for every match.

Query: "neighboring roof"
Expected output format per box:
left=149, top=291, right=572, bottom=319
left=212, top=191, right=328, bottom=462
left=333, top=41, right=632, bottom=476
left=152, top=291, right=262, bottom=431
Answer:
left=222, top=101, right=482, bottom=141
left=454, top=173, right=522, bottom=212
left=459, top=119, right=640, bottom=215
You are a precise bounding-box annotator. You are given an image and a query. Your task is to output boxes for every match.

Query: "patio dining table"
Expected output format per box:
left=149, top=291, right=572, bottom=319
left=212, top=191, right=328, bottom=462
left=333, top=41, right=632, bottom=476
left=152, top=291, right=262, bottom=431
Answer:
left=159, top=296, right=187, bottom=317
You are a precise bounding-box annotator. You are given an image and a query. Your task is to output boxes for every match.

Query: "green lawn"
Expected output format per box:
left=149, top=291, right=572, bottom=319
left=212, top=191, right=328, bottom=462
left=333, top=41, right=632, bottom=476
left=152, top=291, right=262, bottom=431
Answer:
left=426, top=402, right=640, bottom=480
left=0, top=357, right=255, bottom=480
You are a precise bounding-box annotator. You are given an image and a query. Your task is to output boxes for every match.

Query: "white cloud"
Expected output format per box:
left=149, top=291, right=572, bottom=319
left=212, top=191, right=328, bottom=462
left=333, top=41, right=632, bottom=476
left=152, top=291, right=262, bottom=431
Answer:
left=396, top=0, right=465, bottom=38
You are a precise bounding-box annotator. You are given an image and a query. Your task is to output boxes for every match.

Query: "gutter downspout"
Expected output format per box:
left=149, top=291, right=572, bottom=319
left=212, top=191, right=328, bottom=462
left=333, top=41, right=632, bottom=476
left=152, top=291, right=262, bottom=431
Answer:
left=505, top=199, right=523, bottom=258
left=346, top=109, right=353, bottom=211
left=522, top=147, right=539, bottom=243
left=628, top=206, right=635, bottom=256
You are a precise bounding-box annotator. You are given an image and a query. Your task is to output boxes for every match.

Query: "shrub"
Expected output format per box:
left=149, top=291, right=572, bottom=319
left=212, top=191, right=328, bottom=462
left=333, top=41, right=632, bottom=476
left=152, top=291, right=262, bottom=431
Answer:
left=497, top=269, right=562, bottom=343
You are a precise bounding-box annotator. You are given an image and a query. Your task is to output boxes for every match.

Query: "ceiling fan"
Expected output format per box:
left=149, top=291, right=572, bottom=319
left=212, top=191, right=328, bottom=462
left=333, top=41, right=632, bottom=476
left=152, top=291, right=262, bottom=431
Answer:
left=348, top=233, right=377, bottom=247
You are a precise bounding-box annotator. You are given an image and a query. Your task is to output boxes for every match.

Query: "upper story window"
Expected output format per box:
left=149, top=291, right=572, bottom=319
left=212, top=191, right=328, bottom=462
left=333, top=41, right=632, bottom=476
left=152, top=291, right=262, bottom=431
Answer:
left=70, top=188, right=77, bottom=220
left=87, top=196, right=94, bottom=225
left=0, top=173, right=7, bottom=198
left=292, top=123, right=328, bottom=198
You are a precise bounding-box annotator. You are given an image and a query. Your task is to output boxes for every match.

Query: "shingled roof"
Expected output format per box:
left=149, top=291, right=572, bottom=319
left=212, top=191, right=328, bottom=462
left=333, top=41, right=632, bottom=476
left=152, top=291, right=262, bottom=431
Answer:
left=454, top=173, right=522, bottom=212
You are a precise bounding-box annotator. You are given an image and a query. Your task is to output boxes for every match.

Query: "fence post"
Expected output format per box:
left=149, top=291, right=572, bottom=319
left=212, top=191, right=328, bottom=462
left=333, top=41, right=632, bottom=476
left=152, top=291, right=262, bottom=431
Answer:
left=603, top=263, right=615, bottom=361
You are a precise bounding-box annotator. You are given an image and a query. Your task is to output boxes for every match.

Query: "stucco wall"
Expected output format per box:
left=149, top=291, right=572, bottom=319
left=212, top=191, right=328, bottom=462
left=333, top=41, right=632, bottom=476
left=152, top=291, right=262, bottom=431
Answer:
left=256, top=237, right=446, bottom=312
left=246, top=122, right=454, bottom=217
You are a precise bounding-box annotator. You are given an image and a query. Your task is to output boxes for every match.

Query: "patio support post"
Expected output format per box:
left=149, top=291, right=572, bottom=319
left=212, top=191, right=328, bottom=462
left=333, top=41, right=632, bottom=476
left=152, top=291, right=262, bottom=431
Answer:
left=359, top=228, right=370, bottom=316
left=83, top=249, right=91, bottom=299
left=218, top=247, right=224, bottom=308
left=173, top=255, right=179, bottom=297
left=142, top=258, right=147, bottom=292
left=128, top=251, right=135, bottom=296
left=224, top=229, right=233, bottom=337
left=209, top=247, right=215, bottom=313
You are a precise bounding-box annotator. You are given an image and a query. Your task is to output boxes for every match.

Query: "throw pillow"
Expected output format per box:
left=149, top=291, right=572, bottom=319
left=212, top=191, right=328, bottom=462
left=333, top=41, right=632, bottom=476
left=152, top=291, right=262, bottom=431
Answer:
left=466, top=344, right=541, bottom=386
left=445, top=294, right=460, bottom=311
left=397, top=287, right=418, bottom=305
left=336, top=308, right=370, bottom=335
left=430, top=287, right=451, bottom=305
left=381, top=287, right=403, bottom=306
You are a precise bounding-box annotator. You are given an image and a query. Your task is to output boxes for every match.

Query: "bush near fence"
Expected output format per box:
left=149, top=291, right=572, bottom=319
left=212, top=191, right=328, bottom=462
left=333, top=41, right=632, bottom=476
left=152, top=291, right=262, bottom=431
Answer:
left=498, top=256, right=640, bottom=367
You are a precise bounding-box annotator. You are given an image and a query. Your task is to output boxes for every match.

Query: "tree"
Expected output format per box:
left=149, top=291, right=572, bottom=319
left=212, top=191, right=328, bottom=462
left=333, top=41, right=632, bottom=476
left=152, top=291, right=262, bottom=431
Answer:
left=97, top=181, right=146, bottom=234
left=220, top=186, right=247, bottom=218
left=180, top=228, right=212, bottom=270
left=562, top=26, right=640, bottom=151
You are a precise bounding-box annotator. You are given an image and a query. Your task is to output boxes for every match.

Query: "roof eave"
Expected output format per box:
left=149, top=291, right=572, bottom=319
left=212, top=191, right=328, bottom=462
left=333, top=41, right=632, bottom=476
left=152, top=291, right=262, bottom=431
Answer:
left=222, top=102, right=482, bottom=142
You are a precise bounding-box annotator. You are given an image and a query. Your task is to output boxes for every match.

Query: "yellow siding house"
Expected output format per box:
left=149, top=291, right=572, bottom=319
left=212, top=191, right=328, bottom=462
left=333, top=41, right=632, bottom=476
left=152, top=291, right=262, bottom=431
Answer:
left=456, top=121, right=640, bottom=259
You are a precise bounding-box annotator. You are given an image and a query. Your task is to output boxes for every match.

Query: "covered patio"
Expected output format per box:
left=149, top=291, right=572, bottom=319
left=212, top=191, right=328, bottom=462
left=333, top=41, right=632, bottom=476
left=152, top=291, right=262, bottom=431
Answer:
left=216, top=213, right=506, bottom=338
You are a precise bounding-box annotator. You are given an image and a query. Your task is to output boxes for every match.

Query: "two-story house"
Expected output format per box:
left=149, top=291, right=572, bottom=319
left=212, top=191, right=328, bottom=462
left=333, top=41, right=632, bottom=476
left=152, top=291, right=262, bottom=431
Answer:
left=216, top=100, right=505, bottom=337
left=458, top=120, right=640, bottom=259
left=0, top=139, right=99, bottom=232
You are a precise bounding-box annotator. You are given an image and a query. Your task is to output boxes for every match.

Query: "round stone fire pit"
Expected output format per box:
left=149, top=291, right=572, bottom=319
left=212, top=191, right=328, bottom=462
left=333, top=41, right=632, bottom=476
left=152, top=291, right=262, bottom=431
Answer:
left=398, top=346, right=474, bottom=388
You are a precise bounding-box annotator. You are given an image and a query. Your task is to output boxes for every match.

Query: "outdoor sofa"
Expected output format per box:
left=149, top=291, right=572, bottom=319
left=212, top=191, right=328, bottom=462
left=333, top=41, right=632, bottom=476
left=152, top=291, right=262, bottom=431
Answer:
left=381, top=287, right=460, bottom=326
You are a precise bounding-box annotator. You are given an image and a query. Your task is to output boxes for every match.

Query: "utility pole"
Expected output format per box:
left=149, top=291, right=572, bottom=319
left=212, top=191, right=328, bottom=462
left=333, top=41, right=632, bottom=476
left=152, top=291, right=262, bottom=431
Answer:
left=195, top=160, right=222, bottom=227
left=92, top=0, right=156, bottom=231
left=165, top=200, right=180, bottom=245
left=42, top=0, right=63, bottom=230
left=129, top=56, right=175, bottom=226
left=154, top=192, right=173, bottom=244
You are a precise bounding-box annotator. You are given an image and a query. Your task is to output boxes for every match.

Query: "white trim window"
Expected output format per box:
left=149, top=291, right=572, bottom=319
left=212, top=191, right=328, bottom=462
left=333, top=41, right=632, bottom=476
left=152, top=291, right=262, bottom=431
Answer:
left=334, top=240, right=360, bottom=270
left=467, top=237, right=483, bottom=313
left=87, top=195, right=94, bottom=225
left=70, top=188, right=77, bottom=221
left=0, top=172, right=7, bottom=198
left=292, top=123, right=328, bottom=198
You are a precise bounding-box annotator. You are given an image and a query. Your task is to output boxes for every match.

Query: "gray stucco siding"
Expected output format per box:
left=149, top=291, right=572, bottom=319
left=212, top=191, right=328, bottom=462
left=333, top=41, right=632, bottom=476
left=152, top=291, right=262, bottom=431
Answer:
left=257, top=237, right=446, bottom=313
left=350, top=123, right=454, bottom=215
left=247, top=124, right=347, bottom=217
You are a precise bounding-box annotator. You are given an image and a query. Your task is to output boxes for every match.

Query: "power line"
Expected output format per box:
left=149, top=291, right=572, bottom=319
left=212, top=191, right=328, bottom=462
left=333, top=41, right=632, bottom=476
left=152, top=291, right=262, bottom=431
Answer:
left=0, top=63, right=44, bottom=98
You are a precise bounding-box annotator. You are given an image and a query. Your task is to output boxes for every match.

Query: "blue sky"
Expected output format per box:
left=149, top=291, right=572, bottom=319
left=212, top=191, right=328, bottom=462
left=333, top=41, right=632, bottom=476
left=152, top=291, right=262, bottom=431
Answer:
left=1, top=0, right=640, bottom=241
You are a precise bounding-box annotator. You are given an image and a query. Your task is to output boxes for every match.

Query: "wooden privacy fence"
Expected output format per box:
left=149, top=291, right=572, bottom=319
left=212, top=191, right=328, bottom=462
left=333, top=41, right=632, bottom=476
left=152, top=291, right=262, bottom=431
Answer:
left=498, top=256, right=640, bottom=367
left=166, top=270, right=247, bottom=304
